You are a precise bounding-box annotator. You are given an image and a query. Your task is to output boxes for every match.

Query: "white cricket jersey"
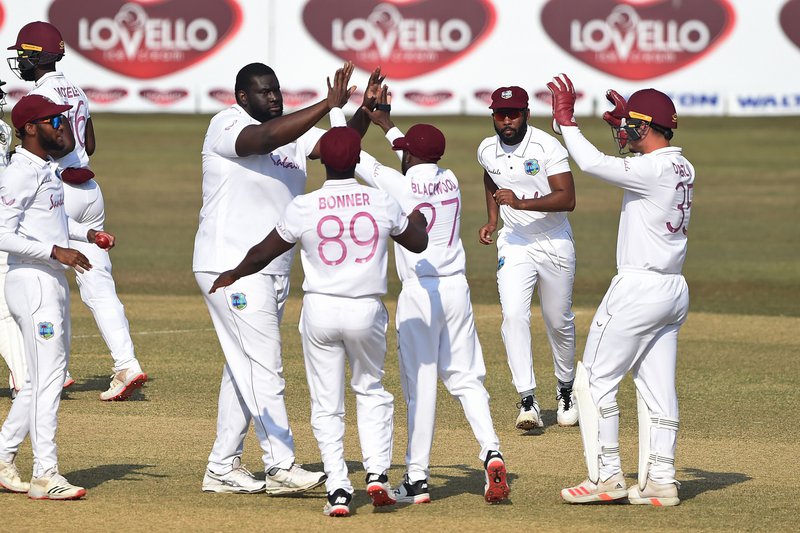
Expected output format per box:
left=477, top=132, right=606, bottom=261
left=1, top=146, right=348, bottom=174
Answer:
left=0, top=148, right=89, bottom=268
left=561, top=126, right=694, bottom=274
left=29, top=71, right=91, bottom=170
left=355, top=128, right=466, bottom=282
left=275, top=178, right=408, bottom=298
left=193, top=104, right=324, bottom=274
left=477, top=125, right=572, bottom=235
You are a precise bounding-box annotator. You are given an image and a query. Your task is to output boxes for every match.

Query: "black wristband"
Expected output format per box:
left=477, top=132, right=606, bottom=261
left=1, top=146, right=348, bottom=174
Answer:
left=375, top=103, right=391, bottom=112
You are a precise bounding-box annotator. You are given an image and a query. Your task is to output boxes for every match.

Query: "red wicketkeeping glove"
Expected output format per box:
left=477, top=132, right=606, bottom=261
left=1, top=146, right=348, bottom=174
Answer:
left=602, top=89, right=626, bottom=128
left=546, top=74, right=577, bottom=134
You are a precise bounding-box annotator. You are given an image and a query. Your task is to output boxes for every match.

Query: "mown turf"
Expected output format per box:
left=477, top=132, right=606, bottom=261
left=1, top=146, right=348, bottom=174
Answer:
left=1, top=114, right=798, bottom=531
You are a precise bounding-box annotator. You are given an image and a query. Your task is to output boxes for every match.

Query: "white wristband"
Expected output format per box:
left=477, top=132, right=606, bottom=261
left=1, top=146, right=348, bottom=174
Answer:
left=329, top=107, right=347, bottom=128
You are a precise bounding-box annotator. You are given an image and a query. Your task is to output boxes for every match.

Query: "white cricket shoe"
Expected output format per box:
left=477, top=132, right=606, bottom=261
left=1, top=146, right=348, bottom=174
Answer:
left=0, top=455, right=30, bottom=493
left=202, top=457, right=266, bottom=494
left=561, top=473, right=627, bottom=504
left=515, top=395, right=543, bottom=430
left=323, top=488, right=352, bottom=517
left=556, top=386, right=579, bottom=427
left=365, top=472, right=396, bottom=507
left=63, top=371, right=75, bottom=389
left=99, top=368, right=148, bottom=401
left=265, top=463, right=326, bottom=495
left=628, top=481, right=680, bottom=507
left=27, top=468, right=86, bottom=500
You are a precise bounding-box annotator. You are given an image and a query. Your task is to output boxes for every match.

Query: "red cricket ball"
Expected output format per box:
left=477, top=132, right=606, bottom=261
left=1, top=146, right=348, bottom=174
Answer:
left=95, top=233, right=111, bottom=249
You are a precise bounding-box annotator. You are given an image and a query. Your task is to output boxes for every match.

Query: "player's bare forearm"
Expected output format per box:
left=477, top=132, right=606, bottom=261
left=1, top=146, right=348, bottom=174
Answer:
left=348, top=67, right=385, bottom=136
left=215, top=229, right=295, bottom=291
left=483, top=172, right=500, bottom=221
left=394, top=210, right=428, bottom=253
left=496, top=189, right=576, bottom=212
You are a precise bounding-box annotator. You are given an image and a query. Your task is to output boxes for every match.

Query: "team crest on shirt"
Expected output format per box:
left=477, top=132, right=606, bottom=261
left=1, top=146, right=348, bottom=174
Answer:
left=497, top=256, right=505, bottom=271
left=38, top=322, right=55, bottom=340
left=524, top=159, right=540, bottom=176
left=230, top=293, right=247, bottom=310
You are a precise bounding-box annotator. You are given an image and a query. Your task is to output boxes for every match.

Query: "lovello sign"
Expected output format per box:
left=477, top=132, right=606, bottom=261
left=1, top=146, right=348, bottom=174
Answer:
left=49, top=0, right=242, bottom=79
left=541, top=0, right=735, bottom=80
left=302, top=0, right=496, bottom=79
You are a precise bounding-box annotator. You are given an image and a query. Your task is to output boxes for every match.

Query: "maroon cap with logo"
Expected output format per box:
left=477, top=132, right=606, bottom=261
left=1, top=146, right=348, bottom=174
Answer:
left=625, top=89, right=678, bottom=129
left=319, top=127, right=361, bottom=172
left=11, top=94, right=72, bottom=131
left=8, top=21, right=65, bottom=56
left=489, top=86, right=529, bottom=110
left=392, top=124, right=446, bottom=162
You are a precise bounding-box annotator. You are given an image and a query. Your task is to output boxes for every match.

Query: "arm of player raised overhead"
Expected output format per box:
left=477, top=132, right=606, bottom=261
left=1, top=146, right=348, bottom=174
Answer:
left=208, top=228, right=294, bottom=294
left=560, top=126, right=652, bottom=195
left=236, top=61, right=356, bottom=158
left=346, top=66, right=385, bottom=137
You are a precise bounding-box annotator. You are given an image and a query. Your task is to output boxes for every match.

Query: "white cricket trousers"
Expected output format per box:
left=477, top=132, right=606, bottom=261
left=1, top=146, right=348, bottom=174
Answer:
left=582, top=269, right=689, bottom=484
left=0, top=251, right=26, bottom=390
left=299, top=293, right=394, bottom=494
left=495, top=222, right=576, bottom=392
left=195, top=272, right=296, bottom=472
left=397, top=275, right=500, bottom=483
left=65, top=179, right=139, bottom=374
left=0, top=264, right=70, bottom=477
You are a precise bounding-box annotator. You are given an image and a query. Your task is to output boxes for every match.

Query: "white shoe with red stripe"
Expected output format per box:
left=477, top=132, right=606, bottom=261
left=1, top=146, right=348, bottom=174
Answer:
left=628, top=481, right=680, bottom=507
left=561, top=473, right=627, bottom=503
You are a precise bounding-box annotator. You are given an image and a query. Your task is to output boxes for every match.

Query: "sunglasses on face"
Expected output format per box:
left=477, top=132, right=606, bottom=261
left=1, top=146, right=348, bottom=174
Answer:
left=492, top=109, right=523, bottom=120
left=33, top=115, right=65, bottom=129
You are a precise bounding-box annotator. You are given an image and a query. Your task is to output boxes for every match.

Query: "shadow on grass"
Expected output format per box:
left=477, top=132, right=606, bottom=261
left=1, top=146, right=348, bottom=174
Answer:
left=679, top=467, right=751, bottom=501
left=431, top=463, right=517, bottom=506
left=67, top=463, right=167, bottom=489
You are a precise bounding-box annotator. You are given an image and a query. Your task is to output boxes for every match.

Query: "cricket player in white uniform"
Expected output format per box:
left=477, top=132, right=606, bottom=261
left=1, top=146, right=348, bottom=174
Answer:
left=0, top=94, right=112, bottom=499
left=351, top=91, right=510, bottom=505
left=195, top=62, right=378, bottom=495
left=8, top=21, right=146, bottom=400
left=0, top=79, right=27, bottom=396
left=477, top=86, right=578, bottom=429
left=209, top=126, right=428, bottom=517
left=549, top=74, right=693, bottom=506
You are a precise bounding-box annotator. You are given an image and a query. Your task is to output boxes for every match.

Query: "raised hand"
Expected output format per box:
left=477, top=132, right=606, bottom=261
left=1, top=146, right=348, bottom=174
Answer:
left=546, top=73, right=578, bottom=134
left=602, top=89, right=627, bottom=128
left=362, top=66, right=386, bottom=110
left=327, top=61, right=357, bottom=110
left=363, top=85, right=394, bottom=131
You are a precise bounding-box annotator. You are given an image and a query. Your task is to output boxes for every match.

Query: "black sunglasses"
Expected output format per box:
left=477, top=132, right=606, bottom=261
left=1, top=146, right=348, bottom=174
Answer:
left=33, top=115, right=65, bottom=129
left=492, top=109, right=523, bottom=120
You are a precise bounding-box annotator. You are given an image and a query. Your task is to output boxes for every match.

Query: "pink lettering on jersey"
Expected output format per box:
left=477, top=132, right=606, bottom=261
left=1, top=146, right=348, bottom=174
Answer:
left=49, top=194, right=65, bottom=210
left=319, top=193, right=371, bottom=210
left=55, top=86, right=81, bottom=100
left=411, top=178, right=457, bottom=196
left=270, top=154, right=300, bottom=169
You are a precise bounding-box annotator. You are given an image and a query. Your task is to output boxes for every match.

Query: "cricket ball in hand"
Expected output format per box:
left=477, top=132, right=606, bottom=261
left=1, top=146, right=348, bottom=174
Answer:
left=95, top=232, right=111, bottom=249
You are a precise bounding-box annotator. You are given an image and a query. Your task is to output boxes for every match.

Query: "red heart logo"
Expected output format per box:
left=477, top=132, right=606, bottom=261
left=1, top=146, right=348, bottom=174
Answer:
left=48, top=0, right=243, bottom=79
left=781, top=0, right=800, bottom=50
left=84, top=87, right=129, bottom=104
left=541, top=0, right=735, bottom=80
left=404, top=90, right=454, bottom=107
left=139, top=88, right=189, bottom=105
left=302, top=0, right=496, bottom=79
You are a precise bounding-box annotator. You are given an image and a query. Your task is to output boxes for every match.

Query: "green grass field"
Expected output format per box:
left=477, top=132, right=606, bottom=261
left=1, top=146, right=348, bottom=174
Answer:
left=2, top=114, right=798, bottom=531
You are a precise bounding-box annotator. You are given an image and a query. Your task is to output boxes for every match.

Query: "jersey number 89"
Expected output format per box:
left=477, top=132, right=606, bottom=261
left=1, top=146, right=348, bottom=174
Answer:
left=316, top=212, right=379, bottom=266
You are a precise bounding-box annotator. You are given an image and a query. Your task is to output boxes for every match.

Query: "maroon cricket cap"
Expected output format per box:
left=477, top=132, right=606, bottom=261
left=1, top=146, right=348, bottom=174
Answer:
left=625, top=88, right=678, bottom=129
left=11, top=94, right=72, bottom=131
left=391, top=124, right=445, bottom=162
left=8, top=21, right=65, bottom=56
left=489, top=86, right=529, bottom=110
left=319, top=127, right=361, bottom=172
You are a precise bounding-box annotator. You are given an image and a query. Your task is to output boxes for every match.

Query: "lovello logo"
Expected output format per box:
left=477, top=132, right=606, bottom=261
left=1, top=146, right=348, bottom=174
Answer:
left=781, top=0, right=800, bottom=50
left=209, top=89, right=235, bottom=105
left=534, top=89, right=585, bottom=105
left=541, top=0, right=735, bottom=80
left=84, top=87, right=129, bottom=104
left=282, top=90, right=319, bottom=108
left=49, top=0, right=243, bottom=79
left=140, top=88, right=189, bottom=105
left=302, top=0, right=496, bottom=79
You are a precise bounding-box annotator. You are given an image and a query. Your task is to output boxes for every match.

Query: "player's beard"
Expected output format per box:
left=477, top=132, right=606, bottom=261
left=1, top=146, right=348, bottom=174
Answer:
left=495, top=121, right=527, bottom=146
left=39, top=128, right=67, bottom=154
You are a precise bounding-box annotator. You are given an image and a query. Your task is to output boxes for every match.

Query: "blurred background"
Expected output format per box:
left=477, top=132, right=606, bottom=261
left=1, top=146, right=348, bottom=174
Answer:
left=1, top=0, right=798, bottom=117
